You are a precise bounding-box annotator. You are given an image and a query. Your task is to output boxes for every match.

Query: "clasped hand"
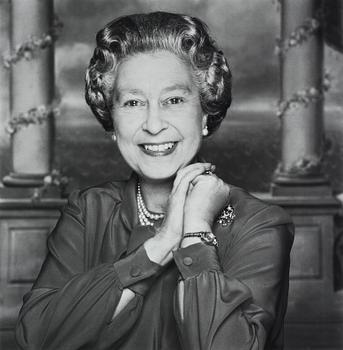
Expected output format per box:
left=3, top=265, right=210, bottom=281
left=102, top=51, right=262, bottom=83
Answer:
left=157, top=162, right=230, bottom=249
left=145, top=163, right=230, bottom=264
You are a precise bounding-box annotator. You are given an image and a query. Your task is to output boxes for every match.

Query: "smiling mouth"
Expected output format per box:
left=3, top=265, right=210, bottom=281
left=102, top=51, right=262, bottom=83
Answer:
left=139, top=142, right=177, bottom=156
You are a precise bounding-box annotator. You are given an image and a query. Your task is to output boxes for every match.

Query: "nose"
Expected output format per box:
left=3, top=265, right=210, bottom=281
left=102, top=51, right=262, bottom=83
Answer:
left=142, top=104, right=168, bottom=135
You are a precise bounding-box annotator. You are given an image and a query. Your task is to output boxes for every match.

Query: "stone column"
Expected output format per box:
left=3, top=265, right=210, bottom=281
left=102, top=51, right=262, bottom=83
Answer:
left=272, top=0, right=329, bottom=196
left=0, top=0, right=11, bottom=179
left=3, top=0, right=54, bottom=187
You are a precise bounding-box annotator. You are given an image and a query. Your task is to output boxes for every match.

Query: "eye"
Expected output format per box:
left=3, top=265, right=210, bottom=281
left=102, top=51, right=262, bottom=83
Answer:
left=123, top=99, right=145, bottom=107
left=164, top=97, right=185, bottom=105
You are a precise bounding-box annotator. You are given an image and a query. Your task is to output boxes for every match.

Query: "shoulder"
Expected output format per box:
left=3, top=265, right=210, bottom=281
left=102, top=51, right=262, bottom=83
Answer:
left=79, top=180, right=127, bottom=202
left=229, top=184, right=293, bottom=228
left=224, top=184, right=294, bottom=247
left=63, top=180, right=128, bottom=217
left=217, top=185, right=294, bottom=270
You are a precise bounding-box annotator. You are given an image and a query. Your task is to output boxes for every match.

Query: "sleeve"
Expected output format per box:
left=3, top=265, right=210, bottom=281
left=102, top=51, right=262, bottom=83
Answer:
left=15, top=190, right=163, bottom=350
left=173, top=205, right=294, bottom=350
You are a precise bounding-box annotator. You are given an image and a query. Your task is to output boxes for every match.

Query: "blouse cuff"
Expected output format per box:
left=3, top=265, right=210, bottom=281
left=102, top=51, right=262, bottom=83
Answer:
left=173, top=243, right=221, bottom=280
left=113, top=245, right=163, bottom=295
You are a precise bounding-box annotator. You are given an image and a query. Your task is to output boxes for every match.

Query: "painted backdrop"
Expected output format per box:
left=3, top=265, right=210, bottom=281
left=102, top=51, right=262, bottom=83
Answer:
left=52, top=0, right=343, bottom=193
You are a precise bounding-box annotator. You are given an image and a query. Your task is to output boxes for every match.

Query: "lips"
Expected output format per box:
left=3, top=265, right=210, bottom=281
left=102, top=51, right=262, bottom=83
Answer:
left=139, top=142, right=177, bottom=156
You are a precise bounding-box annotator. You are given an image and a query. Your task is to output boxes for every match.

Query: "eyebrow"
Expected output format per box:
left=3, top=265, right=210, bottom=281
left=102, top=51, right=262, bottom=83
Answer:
left=115, top=83, right=193, bottom=100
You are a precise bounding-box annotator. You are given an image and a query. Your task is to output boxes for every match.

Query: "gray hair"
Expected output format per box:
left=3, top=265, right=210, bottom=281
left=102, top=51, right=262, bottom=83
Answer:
left=85, top=11, right=232, bottom=135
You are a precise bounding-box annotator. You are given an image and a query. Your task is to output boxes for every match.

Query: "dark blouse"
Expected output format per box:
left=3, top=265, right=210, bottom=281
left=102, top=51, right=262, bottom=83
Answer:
left=16, top=175, right=294, bottom=350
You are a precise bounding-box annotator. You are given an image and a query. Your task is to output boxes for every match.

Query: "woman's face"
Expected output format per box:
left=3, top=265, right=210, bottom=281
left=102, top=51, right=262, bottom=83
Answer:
left=111, top=50, right=206, bottom=181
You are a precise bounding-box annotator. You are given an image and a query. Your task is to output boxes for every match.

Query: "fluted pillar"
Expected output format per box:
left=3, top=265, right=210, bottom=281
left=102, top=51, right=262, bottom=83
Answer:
left=272, top=0, right=330, bottom=196
left=3, top=0, right=54, bottom=187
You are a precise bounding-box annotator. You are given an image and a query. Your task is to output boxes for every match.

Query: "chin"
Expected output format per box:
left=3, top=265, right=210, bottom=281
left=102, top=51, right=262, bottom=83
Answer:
left=137, top=164, right=181, bottom=182
left=140, top=170, right=177, bottom=182
left=131, top=151, right=199, bottom=181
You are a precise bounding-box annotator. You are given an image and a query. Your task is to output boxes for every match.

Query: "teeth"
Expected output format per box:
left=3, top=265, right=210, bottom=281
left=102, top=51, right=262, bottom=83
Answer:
left=143, top=142, right=175, bottom=152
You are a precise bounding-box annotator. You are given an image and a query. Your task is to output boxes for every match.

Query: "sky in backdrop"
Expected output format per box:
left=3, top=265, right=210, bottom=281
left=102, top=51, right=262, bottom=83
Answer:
left=54, top=0, right=342, bottom=117
left=49, top=0, right=343, bottom=193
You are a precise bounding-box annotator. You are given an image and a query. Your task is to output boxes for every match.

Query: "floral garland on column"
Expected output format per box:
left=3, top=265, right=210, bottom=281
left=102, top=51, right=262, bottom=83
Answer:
left=274, top=6, right=331, bottom=119
left=272, top=2, right=334, bottom=178
left=276, top=71, right=332, bottom=118
left=32, top=169, right=69, bottom=201
left=2, top=13, right=68, bottom=191
left=2, top=15, right=63, bottom=68
left=3, top=15, right=63, bottom=134
left=275, top=16, right=321, bottom=56
left=5, top=104, right=60, bottom=134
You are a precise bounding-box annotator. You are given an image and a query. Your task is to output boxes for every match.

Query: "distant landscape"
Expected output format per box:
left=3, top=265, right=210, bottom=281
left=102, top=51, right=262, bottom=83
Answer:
left=54, top=105, right=343, bottom=194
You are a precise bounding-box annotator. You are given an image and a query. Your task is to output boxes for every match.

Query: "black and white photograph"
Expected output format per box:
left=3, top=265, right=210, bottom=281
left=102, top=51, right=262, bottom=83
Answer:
left=0, top=0, right=343, bottom=349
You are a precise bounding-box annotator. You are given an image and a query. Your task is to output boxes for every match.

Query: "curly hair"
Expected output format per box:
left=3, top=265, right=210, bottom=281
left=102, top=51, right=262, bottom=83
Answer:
left=85, top=11, right=232, bottom=135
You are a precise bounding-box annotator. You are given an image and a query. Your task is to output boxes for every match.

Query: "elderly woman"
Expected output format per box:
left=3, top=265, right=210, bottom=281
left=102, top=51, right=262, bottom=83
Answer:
left=16, top=12, right=293, bottom=350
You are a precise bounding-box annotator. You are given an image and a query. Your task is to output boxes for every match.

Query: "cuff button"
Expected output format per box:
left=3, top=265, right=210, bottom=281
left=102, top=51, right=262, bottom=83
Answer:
left=183, top=257, right=193, bottom=266
left=130, top=266, right=141, bottom=277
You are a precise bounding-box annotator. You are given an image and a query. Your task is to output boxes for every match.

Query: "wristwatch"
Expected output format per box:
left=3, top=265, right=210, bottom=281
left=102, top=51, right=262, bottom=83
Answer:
left=183, top=231, right=218, bottom=247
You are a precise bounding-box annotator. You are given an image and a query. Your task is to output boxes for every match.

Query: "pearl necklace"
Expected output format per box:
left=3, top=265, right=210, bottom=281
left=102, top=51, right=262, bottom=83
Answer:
left=137, top=182, right=165, bottom=226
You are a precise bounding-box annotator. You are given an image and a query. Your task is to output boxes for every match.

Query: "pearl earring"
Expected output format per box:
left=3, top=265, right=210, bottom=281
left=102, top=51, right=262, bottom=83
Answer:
left=111, top=133, right=117, bottom=142
left=202, top=125, right=209, bottom=137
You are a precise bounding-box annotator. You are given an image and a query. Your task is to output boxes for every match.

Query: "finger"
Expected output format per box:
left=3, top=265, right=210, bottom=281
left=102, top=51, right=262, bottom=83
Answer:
left=172, top=166, right=212, bottom=199
left=187, top=182, right=194, bottom=195
left=172, top=162, right=211, bottom=192
left=191, top=173, right=219, bottom=186
left=167, top=169, right=218, bottom=230
left=191, top=175, right=230, bottom=203
left=168, top=166, right=211, bottom=222
left=173, top=163, right=211, bottom=190
left=165, top=164, right=215, bottom=229
left=204, top=164, right=216, bottom=175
